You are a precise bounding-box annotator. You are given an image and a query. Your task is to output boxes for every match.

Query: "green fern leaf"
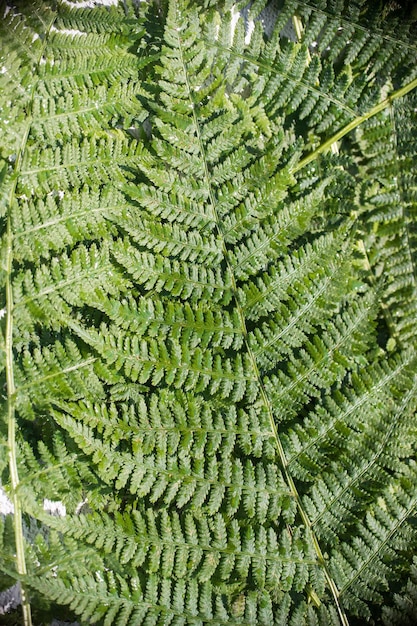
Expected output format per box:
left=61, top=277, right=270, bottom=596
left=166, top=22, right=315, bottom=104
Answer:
left=1, top=1, right=417, bottom=625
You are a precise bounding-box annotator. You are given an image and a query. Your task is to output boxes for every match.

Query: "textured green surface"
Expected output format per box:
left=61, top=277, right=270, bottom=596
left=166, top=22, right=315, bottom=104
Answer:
left=1, top=1, right=417, bottom=624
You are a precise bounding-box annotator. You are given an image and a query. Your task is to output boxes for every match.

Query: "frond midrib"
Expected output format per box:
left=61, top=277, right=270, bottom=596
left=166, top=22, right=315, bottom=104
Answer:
left=174, top=15, right=350, bottom=626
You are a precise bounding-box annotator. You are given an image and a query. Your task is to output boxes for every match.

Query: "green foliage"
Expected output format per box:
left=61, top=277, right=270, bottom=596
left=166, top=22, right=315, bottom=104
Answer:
left=1, top=0, right=417, bottom=624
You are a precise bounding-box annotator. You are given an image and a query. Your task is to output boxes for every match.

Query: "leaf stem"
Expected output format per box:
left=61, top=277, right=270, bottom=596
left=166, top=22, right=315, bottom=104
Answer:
left=293, top=77, right=417, bottom=173
left=5, top=99, right=34, bottom=623
left=4, top=7, right=57, bottom=625
left=6, top=218, right=32, bottom=625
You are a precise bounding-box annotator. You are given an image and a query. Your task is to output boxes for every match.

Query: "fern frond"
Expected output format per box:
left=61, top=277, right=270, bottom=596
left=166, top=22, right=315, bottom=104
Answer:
left=15, top=337, right=103, bottom=421
left=382, top=555, right=417, bottom=626
left=13, top=242, right=129, bottom=345
left=355, top=92, right=417, bottom=344
left=1, top=0, right=417, bottom=624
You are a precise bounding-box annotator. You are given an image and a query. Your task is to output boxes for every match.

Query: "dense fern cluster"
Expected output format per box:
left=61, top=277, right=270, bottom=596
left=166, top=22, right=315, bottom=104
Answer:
left=1, top=0, right=417, bottom=624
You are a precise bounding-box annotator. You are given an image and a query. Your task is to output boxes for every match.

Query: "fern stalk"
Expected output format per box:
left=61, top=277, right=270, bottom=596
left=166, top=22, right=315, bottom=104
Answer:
left=294, top=76, right=417, bottom=172
left=4, top=8, right=57, bottom=624
left=5, top=100, right=34, bottom=622
left=6, top=267, right=31, bottom=626
left=6, top=208, right=32, bottom=626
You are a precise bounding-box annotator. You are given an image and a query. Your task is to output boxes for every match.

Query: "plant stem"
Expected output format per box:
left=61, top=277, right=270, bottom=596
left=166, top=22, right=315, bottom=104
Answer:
left=6, top=217, right=32, bottom=626
left=4, top=7, right=57, bottom=624
left=293, top=77, right=417, bottom=173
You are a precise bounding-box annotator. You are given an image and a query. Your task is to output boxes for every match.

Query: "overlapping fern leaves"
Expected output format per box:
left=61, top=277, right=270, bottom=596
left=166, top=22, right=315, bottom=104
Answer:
left=1, top=0, right=417, bottom=624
